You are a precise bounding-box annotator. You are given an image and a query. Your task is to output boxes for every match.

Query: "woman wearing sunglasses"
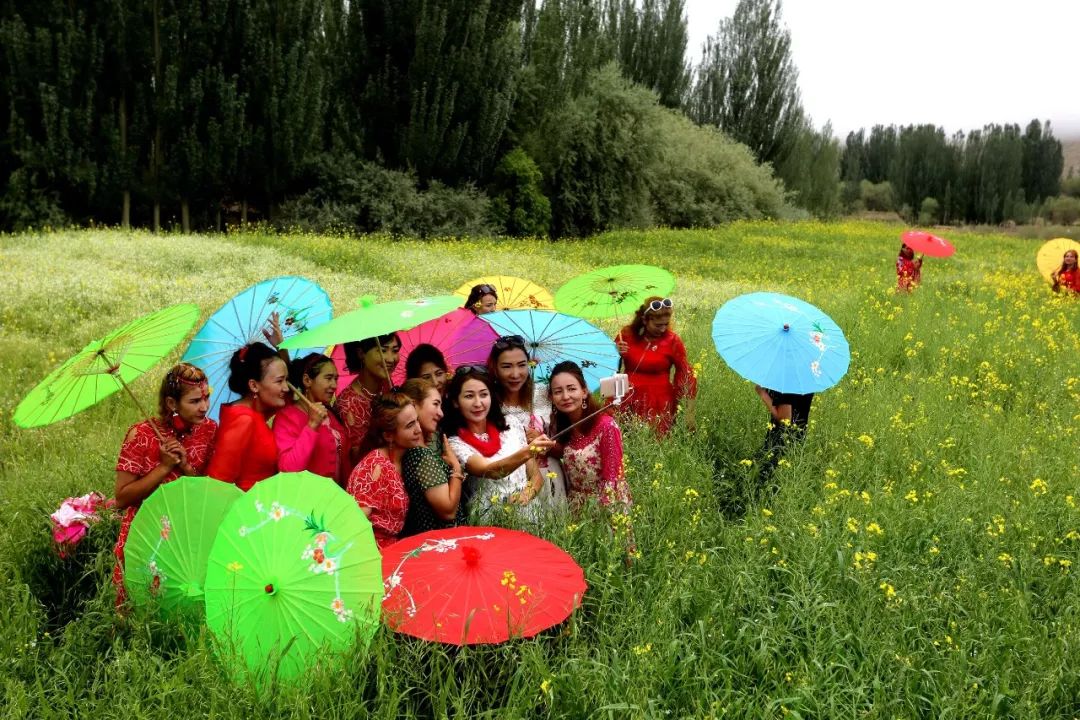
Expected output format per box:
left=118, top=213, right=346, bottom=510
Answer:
left=488, top=335, right=567, bottom=507
left=462, top=284, right=499, bottom=315
left=443, top=366, right=555, bottom=522
left=615, top=296, right=697, bottom=435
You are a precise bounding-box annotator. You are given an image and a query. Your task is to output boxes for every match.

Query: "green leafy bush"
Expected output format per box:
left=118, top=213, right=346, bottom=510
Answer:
left=488, top=148, right=551, bottom=237
left=918, top=196, right=940, bottom=225
left=860, top=180, right=895, bottom=212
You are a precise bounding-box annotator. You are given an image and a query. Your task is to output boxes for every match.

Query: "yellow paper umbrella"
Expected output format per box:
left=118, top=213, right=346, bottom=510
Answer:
left=1036, top=237, right=1080, bottom=282
left=454, top=276, right=554, bottom=311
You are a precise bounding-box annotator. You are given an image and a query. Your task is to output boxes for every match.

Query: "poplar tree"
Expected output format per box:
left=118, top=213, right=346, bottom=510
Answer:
left=689, top=0, right=803, bottom=168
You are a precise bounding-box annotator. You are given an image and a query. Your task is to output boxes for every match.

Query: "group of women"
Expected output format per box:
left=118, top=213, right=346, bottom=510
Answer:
left=112, top=286, right=696, bottom=590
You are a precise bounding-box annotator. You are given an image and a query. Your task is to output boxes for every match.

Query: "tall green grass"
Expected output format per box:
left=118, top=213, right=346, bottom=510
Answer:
left=1, top=222, right=1077, bottom=717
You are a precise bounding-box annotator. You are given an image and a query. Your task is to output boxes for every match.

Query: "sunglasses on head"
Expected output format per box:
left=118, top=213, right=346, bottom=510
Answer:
left=453, top=364, right=489, bottom=377
left=644, top=298, right=673, bottom=314
left=477, top=284, right=496, bottom=295
left=493, top=334, right=527, bottom=350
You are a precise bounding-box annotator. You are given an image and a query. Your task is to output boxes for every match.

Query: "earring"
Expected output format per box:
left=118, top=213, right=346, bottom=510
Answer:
left=581, top=398, right=587, bottom=409
left=170, top=411, right=186, bottom=432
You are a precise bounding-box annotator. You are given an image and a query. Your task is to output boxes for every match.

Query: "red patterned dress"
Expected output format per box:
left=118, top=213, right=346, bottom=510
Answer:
left=897, top=255, right=922, bottom=292
left=112, top=419, right=217, bottom=602
left=347, top=449, right=409, bottom=550
left=337, top=383, right=376, bottom=460
left=616, top=329, right=697, bottom=435
left=560, top=414, right=631, bottom=509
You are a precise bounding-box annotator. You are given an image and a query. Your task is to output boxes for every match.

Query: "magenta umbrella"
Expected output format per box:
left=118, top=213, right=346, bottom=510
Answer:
left=332, top=309, right=497, bottom=392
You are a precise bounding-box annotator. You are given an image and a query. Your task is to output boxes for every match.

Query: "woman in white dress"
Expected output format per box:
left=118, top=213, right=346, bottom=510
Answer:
left=443, top=366, right=555, bottom=523
left=488, top=334, right=567, bottom=508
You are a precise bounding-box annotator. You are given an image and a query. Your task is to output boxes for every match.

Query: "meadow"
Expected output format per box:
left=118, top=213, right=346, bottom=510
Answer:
left=1, top=221, right=1078, bottom=718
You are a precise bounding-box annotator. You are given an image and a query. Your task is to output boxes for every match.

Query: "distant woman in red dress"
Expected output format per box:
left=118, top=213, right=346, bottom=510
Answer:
left=346, top=392, right=425, bottom=549
left=615, top=296, right=697, bottom=435
left=274, top=352, right=349, bottom=487
left=1051, top=249, right=1080, bottom=294
left=896, top=243, right=923, bottom=292
left=337, top=333, right=401, bottom=466
left=206, top=342, right=287, bottom=491
left=112, top=362, right=217, bottom=603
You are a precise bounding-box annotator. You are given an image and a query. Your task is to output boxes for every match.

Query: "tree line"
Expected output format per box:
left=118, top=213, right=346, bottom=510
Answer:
left=4, top=0, right=848, bottom=236
left=840, top=121, right=1067, bottom=225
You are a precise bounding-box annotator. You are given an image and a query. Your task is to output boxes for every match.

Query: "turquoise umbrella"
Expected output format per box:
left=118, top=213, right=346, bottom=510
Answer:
left=182, top=276, right=332, bottom=420
left=711, top=292, right=850, bottom=394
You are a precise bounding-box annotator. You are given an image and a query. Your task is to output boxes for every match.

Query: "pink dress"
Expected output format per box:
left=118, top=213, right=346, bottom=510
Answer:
left=347, top=449, right=409, bottom=550
left=273, top=403, right=349, bottom=487
left=560, top=414, right=631, bottom=508
left=112, top=419, right=217, bottom=603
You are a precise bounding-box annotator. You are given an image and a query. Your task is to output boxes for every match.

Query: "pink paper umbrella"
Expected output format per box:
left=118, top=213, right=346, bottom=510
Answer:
left=331, top=309, right=497, bottom=393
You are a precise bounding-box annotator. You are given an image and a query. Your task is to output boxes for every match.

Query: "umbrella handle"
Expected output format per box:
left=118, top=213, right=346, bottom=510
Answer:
left=374, top=337, right=393, bottom=390
left=100, top=350, right=165, bottom=444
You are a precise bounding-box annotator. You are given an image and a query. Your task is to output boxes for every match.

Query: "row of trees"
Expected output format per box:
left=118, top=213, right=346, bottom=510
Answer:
left=840, top=121, right=1066, bottom=225
left=2, top=0, right=835, bottom=235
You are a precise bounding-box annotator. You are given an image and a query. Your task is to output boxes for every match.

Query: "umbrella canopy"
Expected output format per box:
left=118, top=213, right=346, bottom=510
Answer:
left=124, top=476, right=243, bottom=618
left=279, top=295, right=461, bottom=351
left=554, top=264, right=675, bottom=320
left=900, top=230, right=956, bottom=258
left=382, top=527, right=587, bottom=645
left=480, top=309, right=620, bottom=390
left=181, top=276, right=332, bottom=421
left=204, top=471, right=382, bottom=684
left=712, top=292, right=850, bottom=394
left=1036, top=237, right=1080, bottom=282
left=331, top=308, right=497, bottom=391
left=454, top=276, right=555, bottom=311
left=13, top=303, right=200, bottom=428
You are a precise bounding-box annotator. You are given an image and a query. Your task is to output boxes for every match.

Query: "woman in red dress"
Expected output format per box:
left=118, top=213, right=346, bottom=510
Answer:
left=1051, top=249, right=1080, bottom=294
left=615, top=296, right=697, bottom=435
left=274, top=352, right=349, bottom=487
left=896, top=243, right=923, bottom=292
left=346, top=392, right=425, bottom=550
left=206, top=342, right=287, bottom=491
left=337, top=333, right=401, bottom=467
left=112, top=363, right=217, bottom=603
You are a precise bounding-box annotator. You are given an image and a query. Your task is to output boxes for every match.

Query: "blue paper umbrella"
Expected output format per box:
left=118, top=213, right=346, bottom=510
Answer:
left=480, top=310, right=620, bottom=391
left=182, top=277, right=332, bottom=419
left=711, top=292, right=850, bottom=394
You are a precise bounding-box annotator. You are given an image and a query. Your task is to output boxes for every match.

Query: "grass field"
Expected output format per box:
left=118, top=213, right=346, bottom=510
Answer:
left=1, top=222, right=1078, bottom=718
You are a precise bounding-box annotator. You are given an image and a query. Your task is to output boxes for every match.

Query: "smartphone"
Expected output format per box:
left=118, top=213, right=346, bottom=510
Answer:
left=599, top=374, right=629, bottom=403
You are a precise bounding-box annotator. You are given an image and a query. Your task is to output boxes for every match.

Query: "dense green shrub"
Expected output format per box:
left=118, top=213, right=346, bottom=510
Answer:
left=276, top=153, right=494, bottom=237
left=488, top=148, right=552, bottom=237
left=529, top=64, right=658, bottom=237
left=645, top=110, right=785, bottom=227
left=918, top=196, right=940, bottom=225
left=860, top=180, right=895, bottom=212
left=1040, top=195, right=1080, bottom=225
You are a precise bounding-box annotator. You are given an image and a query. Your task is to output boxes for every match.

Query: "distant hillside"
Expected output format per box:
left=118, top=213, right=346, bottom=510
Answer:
left=1064, top=138, right=1080, bottom=178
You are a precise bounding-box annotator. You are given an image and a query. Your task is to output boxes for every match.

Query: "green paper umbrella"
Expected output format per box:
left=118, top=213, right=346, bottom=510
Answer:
left=125, top=476, right=243, bottom=618
left=554, top=264, right=675, bottom=320
left=13, top=303, right=200, bottom=429
left=279, top=294, right=462, bottom=350
left=204, top=471, right=382, bottom=685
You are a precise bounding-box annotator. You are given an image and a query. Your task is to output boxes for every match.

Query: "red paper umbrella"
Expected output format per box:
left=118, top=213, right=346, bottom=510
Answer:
left=381, top=527, right=587, bottom=645
left=331, top=308, right=497, bottom=393
left=900, top=230, right=956, bottom=258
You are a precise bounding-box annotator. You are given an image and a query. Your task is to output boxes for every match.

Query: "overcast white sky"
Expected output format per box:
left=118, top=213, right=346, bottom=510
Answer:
left=684, top=0, right=1080, bottom=139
